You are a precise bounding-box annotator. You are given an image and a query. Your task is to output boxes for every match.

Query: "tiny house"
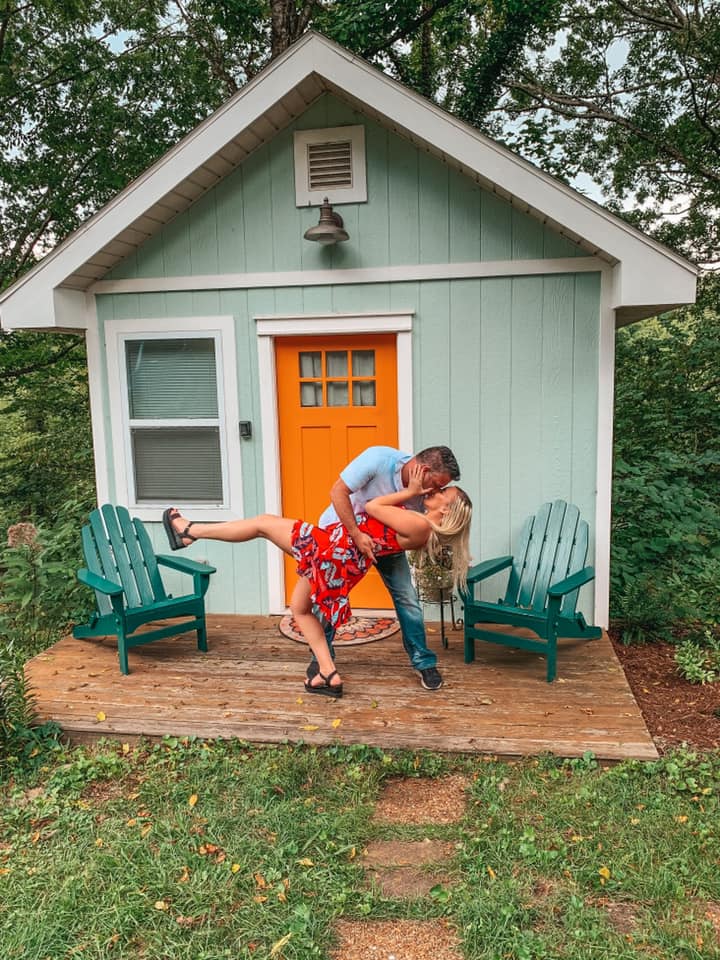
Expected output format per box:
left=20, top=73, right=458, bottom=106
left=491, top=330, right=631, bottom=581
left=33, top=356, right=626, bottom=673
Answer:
left=0, top=32, right=697, bottom=626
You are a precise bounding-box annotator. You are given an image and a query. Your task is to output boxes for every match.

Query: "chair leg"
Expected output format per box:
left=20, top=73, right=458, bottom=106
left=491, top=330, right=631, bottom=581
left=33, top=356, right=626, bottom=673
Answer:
left=197, top=623, right=208, bottom=653
left=546, top=634, right=558, bottom=683
left=118, top=628, right=130, bottom=676
left=464, top=632, right=475, bottom=663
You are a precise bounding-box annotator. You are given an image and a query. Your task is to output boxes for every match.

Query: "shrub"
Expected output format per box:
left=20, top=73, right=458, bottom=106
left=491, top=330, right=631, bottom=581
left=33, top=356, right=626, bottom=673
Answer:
left=0, top=500, right=88, bottom=763
left=674, top=630, right=720, bottom=685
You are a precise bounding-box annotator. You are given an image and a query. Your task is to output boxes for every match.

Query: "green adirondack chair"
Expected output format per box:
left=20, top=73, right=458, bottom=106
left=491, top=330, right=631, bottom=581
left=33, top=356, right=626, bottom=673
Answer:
left=73, top=504, right=216, bottom=675
left=460, top=500, right=602, bottom=682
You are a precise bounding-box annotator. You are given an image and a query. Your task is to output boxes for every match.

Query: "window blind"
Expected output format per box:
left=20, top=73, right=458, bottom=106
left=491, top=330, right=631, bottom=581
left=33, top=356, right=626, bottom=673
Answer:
left=126, top=339, right=218, bottom=419
left=132, top=427, right=223, bottom=502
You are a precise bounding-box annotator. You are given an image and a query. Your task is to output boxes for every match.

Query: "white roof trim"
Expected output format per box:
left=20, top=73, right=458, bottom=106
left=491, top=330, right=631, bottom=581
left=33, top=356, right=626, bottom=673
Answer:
left=0, top=31, right=697, bottom=331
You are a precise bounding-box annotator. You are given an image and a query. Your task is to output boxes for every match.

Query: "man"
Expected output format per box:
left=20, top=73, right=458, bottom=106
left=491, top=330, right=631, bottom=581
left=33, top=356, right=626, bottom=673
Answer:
left=307, top=445, right=461, bottom=691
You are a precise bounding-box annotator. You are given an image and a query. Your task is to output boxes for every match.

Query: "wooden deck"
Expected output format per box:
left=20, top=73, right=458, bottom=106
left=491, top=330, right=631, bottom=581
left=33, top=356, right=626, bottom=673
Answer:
left=25, top=615, right=657, bottom=760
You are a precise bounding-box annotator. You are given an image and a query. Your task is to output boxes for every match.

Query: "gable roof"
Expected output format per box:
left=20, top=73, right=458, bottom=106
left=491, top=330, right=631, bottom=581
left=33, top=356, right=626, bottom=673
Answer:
left=0, top=31, right=697, bottom=331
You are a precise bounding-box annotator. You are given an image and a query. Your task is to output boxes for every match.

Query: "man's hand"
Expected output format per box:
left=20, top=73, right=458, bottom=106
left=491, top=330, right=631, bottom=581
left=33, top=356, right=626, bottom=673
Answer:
left=352, top=530, right=377, bottom=564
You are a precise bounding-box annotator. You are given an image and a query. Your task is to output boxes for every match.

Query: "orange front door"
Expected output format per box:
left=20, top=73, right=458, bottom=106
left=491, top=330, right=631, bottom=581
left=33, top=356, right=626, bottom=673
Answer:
left=276, top=334, right=399, bottom=609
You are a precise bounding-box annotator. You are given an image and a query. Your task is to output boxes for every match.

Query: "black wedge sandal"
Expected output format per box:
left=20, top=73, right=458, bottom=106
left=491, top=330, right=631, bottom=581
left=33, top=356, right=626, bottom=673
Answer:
left=162, top=507, right=197, bottom=551
left=304, top=669, right=343, bottom=699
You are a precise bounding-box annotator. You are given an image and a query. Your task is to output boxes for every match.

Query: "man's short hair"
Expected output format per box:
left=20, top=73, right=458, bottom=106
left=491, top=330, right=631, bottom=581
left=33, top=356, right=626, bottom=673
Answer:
left=415, top=446, right=460, bottom=481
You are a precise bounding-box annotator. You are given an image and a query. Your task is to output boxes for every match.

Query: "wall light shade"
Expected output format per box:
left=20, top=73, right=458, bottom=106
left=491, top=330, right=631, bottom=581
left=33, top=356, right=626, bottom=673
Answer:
left=303, top=197, right=349, bottom=245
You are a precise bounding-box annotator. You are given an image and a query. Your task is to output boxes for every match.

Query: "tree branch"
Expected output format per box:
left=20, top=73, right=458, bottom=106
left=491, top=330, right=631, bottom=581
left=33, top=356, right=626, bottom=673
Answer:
left=0, top=337, right=84, bottom=383
left=361, top=0, right=457, bottom=60
left=510, top=79, right=720, bottom=187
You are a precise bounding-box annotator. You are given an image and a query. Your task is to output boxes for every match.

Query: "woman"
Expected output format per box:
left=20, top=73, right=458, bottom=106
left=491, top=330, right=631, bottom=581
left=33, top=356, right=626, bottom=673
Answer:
left=163, top=466, right=472, bottom=699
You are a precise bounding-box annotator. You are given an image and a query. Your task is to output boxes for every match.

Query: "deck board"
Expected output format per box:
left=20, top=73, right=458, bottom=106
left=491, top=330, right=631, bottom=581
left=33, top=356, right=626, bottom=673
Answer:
left=25, top=615, right=657, bottom=760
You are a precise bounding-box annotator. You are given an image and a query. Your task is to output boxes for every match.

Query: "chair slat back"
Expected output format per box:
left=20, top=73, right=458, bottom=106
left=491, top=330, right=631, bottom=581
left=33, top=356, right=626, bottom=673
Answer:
left=81, top=522, right=114, bottom=616
left=81, top=505, right=168, bottom=612
left=504, top=500, right=588, bottom=613
left=132, top=514, right=167, bottom=600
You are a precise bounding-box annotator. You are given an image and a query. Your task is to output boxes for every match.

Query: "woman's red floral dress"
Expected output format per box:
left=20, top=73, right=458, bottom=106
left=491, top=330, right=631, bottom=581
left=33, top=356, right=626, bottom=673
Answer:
left=290, top=514, right=401, bottom=628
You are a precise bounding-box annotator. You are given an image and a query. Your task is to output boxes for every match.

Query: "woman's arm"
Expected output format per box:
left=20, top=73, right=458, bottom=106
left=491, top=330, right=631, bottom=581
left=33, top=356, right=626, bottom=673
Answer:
left=365, top=466, right=431, bottom=548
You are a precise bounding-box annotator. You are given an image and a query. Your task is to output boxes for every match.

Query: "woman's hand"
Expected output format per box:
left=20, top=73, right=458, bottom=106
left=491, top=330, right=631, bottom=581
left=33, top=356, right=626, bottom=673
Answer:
left=405, top=464, right=432, bottom=498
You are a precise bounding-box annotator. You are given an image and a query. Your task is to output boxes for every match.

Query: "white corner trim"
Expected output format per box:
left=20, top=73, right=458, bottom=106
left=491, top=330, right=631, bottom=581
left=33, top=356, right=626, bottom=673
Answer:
left=594, top=267, right=616, bottom=628
left=256, top=311, right=414, bottom=613
left=83, top=296, right=110, bottom=505
left=91, top=257, right=604, bottom=297
left=105, top=315, right=242, bottom=523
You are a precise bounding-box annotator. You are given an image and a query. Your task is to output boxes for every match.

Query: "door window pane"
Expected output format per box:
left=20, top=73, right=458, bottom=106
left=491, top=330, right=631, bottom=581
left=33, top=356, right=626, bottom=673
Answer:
left=352, top=382, right=376, bottom=406
left=300, top=382, right=323, bottom=407
left=327, top=381, right=349, bottom=406
left=326, top=351, right=348, bottom=377
left=299, top=352, right=321, bottom=377
left=126, top=338, right=218, bottom=418
left=352, top=350, right=375, bottom=376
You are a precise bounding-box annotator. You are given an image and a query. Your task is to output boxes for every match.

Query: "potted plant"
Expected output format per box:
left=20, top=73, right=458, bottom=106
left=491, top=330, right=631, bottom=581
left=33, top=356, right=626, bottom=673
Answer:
left=408, top=546, right=454, bottom=603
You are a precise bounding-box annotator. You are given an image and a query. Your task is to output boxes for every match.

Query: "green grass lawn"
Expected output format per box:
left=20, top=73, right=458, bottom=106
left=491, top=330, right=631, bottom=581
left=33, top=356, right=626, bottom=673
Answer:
left=1, top=734, right=719, bottom=959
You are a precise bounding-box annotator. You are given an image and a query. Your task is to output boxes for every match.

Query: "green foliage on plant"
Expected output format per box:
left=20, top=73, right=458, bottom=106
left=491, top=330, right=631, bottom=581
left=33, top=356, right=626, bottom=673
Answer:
left=0, top=332, right=94, bottom=532
left=1, top=740, right=719, bottom=958
left=0, top=503, right=89, bottom=764
left=674, top=630, right=720, bottom=686
left=496, top=1, right=720, bottom=265
left=408, top=547, right=454, bottom=602
left=610, top=277, right=720, bottom=642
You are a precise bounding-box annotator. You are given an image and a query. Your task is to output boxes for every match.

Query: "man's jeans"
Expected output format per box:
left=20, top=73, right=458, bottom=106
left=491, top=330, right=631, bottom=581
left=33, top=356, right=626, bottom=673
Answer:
left=315, top=552, right=437, bottom=671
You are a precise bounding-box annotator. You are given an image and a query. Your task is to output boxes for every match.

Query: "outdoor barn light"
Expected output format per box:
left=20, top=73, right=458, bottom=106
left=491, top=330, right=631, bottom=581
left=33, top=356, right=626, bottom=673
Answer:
left=303, top=197, right=349, bottom=245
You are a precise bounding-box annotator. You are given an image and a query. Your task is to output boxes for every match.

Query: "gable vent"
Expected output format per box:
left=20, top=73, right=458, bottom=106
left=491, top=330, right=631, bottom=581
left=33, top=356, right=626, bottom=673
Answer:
left=294, top=125, right=367, bottom=206
left=307, top=140, right=353, bottom=191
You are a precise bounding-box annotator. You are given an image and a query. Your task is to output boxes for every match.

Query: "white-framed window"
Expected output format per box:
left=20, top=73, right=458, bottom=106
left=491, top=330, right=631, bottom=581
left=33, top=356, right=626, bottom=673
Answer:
left=293, top=125, right=367, bottom=206
left=107, top=316, right=242, bottom=520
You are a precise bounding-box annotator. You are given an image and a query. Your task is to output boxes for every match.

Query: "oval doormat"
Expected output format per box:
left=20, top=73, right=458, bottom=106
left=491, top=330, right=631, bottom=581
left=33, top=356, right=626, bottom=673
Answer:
left=279, top=614, right=400, bottom=646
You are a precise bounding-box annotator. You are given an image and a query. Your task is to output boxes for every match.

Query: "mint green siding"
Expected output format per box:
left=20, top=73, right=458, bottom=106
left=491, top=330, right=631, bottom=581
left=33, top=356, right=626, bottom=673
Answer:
left=97, top=94, right=600, bottom=617
left=106, top=95, right=583, bottom=283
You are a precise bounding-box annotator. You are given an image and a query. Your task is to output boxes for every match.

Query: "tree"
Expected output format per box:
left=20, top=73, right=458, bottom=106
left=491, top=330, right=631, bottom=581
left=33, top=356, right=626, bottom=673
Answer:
left=0, top=1, right=559, bottom=291
left=488, top=0, right=720, bottom=265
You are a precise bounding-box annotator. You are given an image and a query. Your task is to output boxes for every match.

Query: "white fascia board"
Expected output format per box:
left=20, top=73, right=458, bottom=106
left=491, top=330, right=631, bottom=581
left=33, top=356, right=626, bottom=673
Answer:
left=1, top=285, right=55, bottom=331
left=610, top=258, right=697, bottom=316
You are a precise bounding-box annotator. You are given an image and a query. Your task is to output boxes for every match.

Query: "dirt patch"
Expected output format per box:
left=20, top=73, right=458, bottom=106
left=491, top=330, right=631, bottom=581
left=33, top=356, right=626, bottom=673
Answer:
left=362, top=839, right=456, bottom=899
left=591, top=896, right=640, bottom=935
left=610, top=633, right=720, bottom=752
left=373, top=775, right=470, bottom=824
left=704, top=902, right=720, bottom=940
left=365, top=865, right=453, bottom=898
left=362, top=839, right=456, bottom=867
left=330, top=919, right=462, bottom=960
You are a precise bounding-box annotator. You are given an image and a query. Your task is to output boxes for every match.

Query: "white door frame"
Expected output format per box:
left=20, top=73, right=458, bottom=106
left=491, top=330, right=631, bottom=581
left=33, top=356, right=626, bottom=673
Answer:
left=255, top=311, right=414, bottom=613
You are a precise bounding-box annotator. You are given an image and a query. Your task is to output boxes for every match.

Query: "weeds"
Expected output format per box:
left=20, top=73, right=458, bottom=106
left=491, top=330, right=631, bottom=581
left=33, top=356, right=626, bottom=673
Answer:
left=0, top=500, right=87, bottom=766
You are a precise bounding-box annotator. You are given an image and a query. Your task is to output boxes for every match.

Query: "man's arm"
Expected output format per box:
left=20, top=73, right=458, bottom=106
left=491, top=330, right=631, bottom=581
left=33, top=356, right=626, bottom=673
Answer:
left=330, top=478, right=377, bottom=564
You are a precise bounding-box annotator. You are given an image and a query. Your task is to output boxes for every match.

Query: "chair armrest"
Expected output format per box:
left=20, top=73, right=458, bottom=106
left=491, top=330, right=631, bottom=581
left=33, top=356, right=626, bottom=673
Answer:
left=467, top=556, right=513, bottom=584
left=157, top=554, right=217, bottom=576
left=460, top=556, right=513, bottom=604
left=77, top=568, right=123, bottom=596
left=548, top=566, right=595, bottom=598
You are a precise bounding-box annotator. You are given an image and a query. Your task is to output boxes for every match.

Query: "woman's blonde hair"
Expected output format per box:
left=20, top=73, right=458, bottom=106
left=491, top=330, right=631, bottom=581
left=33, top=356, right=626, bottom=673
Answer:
left=417, top=486, right=472, bottom=592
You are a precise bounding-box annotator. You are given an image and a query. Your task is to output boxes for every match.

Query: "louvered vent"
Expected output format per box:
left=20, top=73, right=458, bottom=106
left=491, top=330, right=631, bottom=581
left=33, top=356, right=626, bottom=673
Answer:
left=294, top=125, right=366, bottom=206
left=307, top=140, right=353, bottom=191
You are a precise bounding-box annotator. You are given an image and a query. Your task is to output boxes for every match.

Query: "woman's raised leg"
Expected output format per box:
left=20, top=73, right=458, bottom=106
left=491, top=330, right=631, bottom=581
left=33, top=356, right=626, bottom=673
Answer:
left=165, top=508, right=296, bottom=554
